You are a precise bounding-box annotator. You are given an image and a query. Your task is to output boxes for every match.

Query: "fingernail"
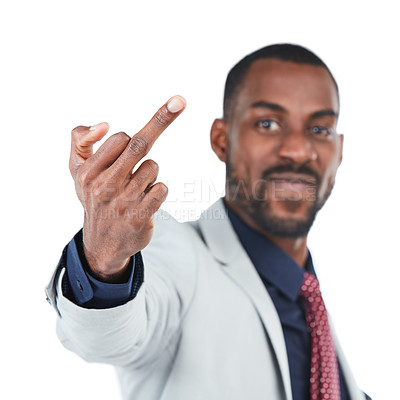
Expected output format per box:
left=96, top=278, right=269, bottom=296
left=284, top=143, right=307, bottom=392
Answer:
left=89, top=123, right=101, bottom=131
left=89, top=122, right=107, bottom=131
left=167, top=96, right=186, bottom=113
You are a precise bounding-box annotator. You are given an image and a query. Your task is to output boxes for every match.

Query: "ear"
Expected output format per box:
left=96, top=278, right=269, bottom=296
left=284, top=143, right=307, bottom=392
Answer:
left=210, top=118, right=229, bottom=162
left=338, top=133, right=344, bottom=165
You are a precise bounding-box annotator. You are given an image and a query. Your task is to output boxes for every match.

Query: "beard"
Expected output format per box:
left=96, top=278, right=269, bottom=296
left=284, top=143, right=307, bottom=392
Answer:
left=225, top=158, right=334, bottom=239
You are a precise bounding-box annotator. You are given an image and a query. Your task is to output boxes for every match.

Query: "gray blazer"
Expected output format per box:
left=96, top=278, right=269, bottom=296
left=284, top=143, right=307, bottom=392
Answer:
left=46, top=199, right=364, bottom=400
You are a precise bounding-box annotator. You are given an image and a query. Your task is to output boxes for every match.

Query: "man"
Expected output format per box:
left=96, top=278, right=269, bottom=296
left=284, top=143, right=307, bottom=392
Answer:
left=46, top=44, right=368, bottom=400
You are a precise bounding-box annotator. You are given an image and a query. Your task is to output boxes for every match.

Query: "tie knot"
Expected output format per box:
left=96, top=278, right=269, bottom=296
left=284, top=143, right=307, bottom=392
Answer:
left=299, top=272, right=320, bottom=298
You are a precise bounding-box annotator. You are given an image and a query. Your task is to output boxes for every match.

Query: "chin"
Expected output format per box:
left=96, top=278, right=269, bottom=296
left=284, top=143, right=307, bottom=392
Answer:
left=271, top=199, right=312, bottom=214
left=251, top=200, right=320, bottom=239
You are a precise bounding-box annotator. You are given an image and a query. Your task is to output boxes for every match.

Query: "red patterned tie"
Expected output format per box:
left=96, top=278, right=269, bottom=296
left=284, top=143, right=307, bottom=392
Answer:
left=300, top=272, right=341, bottom=400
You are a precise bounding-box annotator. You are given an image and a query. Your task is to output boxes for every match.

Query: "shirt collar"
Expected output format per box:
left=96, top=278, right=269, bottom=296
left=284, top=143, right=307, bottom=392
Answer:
left=226, top=204, right=316, bottom=302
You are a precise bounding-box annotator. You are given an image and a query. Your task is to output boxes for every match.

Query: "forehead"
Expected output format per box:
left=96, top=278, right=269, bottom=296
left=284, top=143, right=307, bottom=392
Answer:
left=235, top=58, right=339, bottom=114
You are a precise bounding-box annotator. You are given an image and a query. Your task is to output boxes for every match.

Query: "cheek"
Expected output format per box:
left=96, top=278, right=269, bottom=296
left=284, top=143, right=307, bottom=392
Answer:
left=229, top=151, right=251, bottom=181
left=231, top=150, right=267, bottom=183
left=318, top=152, right=341, bottom=195
left=236, top=140, right=274, bottom=174
left=228, top=137, right=254, bottom=176
left=228, top=122, right=281, bottom=181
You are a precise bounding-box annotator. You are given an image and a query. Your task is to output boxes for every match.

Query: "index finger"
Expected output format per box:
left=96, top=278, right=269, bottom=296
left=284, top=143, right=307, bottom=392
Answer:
left=110, top=95, right=186, bottom=179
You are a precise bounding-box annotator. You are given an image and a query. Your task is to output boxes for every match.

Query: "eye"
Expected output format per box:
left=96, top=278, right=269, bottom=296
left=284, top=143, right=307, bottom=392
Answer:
left=256, top=120, right=281, bottom=132
left=310, top=126, right=333, bottom=137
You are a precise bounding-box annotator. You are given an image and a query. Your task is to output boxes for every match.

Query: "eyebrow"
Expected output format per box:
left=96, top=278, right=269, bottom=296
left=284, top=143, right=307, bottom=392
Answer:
left=250, top=101, right=287, bottom=113
left=250, top=101, right=338, bottom=119
left=310, top=110, right=338, bottom=119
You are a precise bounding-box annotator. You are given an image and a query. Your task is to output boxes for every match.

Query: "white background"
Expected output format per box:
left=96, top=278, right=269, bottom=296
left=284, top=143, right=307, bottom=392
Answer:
left=1, top=1, right=399, bottom=399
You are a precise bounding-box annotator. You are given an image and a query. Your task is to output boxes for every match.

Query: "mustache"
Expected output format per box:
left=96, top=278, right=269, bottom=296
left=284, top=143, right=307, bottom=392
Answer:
left=261, top=164, right=321, bottom=186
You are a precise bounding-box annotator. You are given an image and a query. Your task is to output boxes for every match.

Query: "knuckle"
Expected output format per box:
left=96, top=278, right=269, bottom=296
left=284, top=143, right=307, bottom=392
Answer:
left=137, top=207, right=152, bottom=221
left=112, top=131, right=130, bottom=144
left=91, top=186, right=106, bottom=203
left=76, top=168, right=90, bottom=187
left=146, top=217, right=155, bottom=230
left=141, top=218, right=154, bottom=233
left=157, top=183, right=168, bottom=197
left=150, top=186, right=167, bottom=203
left=127, top=211, right=146, bottom=229
left=154, top=109, right=171, bottom=127
left=91, top=180, right=116, bottom=204
left=129, top=136, right=148, bottom=155
left=150, top=194, right=162, bottom=204
left=130, top=175, right=145, bottom=192
left=71, top=126, right=86, bottom=140
left=144, top=159, right=159, bottom=175
left=71, top=125, right=85, bottom=134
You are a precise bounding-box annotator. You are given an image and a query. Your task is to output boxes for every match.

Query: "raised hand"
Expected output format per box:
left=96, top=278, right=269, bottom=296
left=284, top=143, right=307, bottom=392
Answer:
left=69, top=96, right=186, bottom=282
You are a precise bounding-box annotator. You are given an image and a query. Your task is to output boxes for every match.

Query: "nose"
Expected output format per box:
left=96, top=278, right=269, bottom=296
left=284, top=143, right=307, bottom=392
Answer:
left=277, top=130, right=317, bottom=165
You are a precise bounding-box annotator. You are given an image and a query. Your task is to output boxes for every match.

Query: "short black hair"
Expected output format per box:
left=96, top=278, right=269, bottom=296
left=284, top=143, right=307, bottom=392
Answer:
left=223, top=43, right=339, bottom=120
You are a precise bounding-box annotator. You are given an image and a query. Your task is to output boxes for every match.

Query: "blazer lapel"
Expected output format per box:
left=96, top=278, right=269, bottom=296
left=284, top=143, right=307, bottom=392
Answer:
left=198, top=200, right=293, bottom=400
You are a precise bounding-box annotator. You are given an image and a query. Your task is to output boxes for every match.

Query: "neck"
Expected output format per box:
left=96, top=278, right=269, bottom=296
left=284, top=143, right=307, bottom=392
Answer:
left=225, top=200, right=309, bottom=268
left=263, top=234, right=308, bottom=268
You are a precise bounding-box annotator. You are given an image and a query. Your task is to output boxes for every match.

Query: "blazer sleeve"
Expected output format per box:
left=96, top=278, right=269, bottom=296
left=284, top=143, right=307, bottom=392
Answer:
left=45, top=210, right=198, bottom=369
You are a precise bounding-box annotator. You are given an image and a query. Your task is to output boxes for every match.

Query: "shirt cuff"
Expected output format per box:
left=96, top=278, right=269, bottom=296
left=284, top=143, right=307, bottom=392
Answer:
left=63, top=230, right=143, bottom=309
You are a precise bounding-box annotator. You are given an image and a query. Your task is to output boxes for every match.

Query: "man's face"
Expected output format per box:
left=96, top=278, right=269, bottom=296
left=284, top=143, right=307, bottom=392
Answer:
left=223, top=58, right=343, bottom=238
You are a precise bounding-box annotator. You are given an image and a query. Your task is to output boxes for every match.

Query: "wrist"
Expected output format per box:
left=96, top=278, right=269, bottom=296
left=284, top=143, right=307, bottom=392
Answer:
left=83, top=246, right=131, bottom=284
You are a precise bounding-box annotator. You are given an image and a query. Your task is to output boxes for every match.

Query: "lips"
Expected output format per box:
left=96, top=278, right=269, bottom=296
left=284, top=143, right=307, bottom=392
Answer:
left=267, top=173, right=317, bottom=187
left=264, top=173, right=318, bottom=202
